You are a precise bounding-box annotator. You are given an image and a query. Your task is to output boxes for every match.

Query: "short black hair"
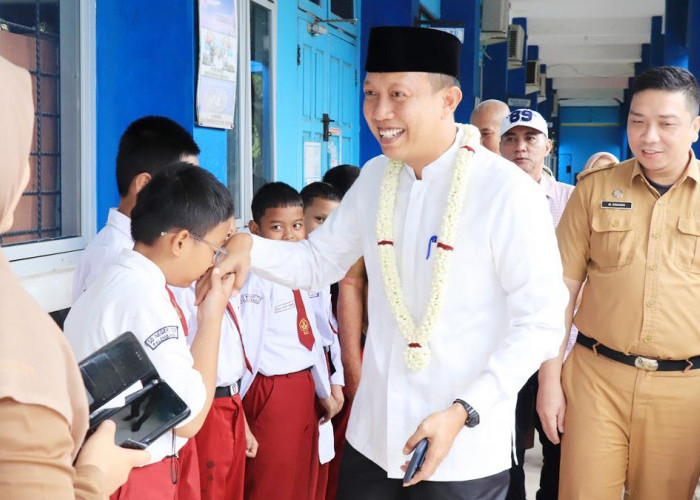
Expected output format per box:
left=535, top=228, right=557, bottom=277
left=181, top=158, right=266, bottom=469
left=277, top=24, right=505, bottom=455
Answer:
left=322, top=164, right=360, bottom=198
left=131, top=162, right=234, bottom=245
left=116, top=116, right=201, bottom=196
left=300, top=182, right=341, bottom=208
left=631, top=66, right=700, bottom=115
left=251, top=182, right=303, bottom=224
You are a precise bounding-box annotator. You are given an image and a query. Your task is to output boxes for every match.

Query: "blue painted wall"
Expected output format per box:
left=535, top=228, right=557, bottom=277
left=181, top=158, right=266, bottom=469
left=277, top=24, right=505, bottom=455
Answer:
left=442, top=0, right=481, bottom=122
left=359, top=0, right=419, bottom=165
left=96, top=2, right=197, bottom=230
left=274, top=0, right=300, bottom=188
left=482, top=41, right=508, bottom=102
left=558, top=106, right=623, bottom=184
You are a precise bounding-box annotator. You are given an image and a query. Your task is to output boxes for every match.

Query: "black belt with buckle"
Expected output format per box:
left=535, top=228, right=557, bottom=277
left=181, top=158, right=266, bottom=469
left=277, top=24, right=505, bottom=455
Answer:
left=215, top=380, right=241, bottom=398
left=577, top=332, right=700, bottom=372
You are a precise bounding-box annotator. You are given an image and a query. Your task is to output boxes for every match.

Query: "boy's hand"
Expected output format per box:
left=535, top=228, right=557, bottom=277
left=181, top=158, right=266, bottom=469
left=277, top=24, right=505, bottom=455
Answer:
left=318, top=396, right=335, bottom=424
left=400, top=403, right=466, bottom=487
left=195, top=233, right=252, bottom=305
left=331, top=384, right=345, bottom=415
left=244, top=419, right=258, bottom=458
left=197, top=268, right=236, bottom=324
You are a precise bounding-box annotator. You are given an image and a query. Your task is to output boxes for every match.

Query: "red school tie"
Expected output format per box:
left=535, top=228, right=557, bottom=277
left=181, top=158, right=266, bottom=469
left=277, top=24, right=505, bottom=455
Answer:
left=292, top=290, right=315, bottom=351
left=226, top=303, right=253, bottom=373
left=166, top=286, right=188, bottom=337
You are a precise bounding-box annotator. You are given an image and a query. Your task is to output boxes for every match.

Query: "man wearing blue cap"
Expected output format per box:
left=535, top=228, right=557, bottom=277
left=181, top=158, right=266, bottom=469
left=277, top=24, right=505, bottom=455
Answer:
left=213, top=26, right=567, bottom=499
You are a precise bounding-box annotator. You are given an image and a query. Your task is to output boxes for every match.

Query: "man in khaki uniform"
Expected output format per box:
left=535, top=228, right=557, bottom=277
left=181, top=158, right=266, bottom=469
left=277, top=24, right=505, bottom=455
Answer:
left=538, top=65, right=700, bottom=500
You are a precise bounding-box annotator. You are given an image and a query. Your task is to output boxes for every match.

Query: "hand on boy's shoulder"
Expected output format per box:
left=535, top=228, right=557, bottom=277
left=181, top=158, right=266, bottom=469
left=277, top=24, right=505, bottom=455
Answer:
left=195, top=233, right=252, bottom=305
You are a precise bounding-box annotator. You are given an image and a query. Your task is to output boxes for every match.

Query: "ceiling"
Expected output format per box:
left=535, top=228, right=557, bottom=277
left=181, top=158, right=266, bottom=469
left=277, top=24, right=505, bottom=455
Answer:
left=509, top=0, right=665, bottom=105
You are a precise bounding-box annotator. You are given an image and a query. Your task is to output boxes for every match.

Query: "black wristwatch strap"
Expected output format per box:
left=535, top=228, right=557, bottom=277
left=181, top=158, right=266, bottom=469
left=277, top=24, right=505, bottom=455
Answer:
left=453, top=399, right=480, bottom=428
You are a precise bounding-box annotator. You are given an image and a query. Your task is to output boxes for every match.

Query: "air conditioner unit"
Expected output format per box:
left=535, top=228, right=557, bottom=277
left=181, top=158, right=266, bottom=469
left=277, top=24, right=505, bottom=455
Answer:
left=508, top=24, right=525, bottom=65
left=482, top=0, right=509, bottom=34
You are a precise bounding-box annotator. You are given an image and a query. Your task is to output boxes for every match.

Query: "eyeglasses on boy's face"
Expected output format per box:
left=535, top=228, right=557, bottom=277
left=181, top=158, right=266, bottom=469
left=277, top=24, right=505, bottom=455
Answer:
left=160, top=231, right=230, bottom=265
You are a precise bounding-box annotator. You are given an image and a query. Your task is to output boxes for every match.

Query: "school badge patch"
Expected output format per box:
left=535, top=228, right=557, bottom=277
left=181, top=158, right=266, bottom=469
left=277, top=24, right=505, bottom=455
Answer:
left=144, top=326, right=179, bottom=350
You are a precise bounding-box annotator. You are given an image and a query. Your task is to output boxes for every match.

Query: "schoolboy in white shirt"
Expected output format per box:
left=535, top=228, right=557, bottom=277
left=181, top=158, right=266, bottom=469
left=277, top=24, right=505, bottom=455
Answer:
left=171, top=268, right=258, bottom=500
left=64, top=163, right=235, bottom=500
left=71, top=116, right=200, bottom=303
left=300, top=181, right=346, bottom=500
left=239, top=182, right=337, bottom=500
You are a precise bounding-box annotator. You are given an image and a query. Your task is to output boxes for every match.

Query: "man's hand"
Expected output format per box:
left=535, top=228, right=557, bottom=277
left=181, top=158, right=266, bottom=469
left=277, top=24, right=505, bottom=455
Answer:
left=195, top=233, right=253, bottom=305
left=244, top=419, right=258, bottom=458
left=400, top=403, right=466, bottom=487
left=196, top=267, right=237, bottom=324
left=537, top=363, right=566, bottom=444
left=318, top=396, right=336, bottom=424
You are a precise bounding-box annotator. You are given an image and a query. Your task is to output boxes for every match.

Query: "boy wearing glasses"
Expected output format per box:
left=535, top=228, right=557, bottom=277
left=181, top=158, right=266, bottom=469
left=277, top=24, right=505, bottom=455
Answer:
left=170, top=230, right=259, bottom=500
left=64, top=163, right=235, bottom=500
left=239, top=182, right=337, bottom=500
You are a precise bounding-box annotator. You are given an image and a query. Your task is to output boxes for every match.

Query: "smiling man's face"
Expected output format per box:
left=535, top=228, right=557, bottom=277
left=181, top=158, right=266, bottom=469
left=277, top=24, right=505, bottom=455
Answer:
left=363, top=72, right=456, bottom=169
left=627, top=89, right=700, bottom=182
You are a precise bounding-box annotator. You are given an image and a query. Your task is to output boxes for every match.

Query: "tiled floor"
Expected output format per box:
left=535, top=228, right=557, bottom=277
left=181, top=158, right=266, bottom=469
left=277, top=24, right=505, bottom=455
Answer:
left=523, top=440, right=700, bottom=499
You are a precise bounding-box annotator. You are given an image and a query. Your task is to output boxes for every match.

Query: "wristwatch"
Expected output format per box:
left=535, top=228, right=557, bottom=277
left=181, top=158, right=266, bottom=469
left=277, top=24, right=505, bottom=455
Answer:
left=453, top=399, right=480, bottom=428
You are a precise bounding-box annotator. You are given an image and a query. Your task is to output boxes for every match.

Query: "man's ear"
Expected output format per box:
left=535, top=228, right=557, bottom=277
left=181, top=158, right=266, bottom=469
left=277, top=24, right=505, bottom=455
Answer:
left=165, top=229, right=190, bottom=256
left=442, top=86, right=463, bottom=117
left=691, top=115, right=700, bottom=143
left=545, top=138, right=553, bottom=155
left=131, top=172, right=152, bottom=195
left=248, top=220, right=261, bottom=236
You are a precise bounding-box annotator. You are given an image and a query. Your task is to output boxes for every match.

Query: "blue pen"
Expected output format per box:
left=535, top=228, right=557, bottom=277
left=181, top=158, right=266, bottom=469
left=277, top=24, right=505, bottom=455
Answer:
left=426, top=235, right=438, bottom=259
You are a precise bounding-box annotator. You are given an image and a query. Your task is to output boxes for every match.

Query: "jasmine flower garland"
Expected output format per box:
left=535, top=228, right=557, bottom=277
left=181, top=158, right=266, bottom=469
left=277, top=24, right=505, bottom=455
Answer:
left=375, top=123, right=480, bottom=370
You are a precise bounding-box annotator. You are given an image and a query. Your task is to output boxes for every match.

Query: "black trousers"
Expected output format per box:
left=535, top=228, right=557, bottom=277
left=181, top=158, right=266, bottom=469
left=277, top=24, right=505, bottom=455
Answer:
left=505, top=372, right=560, bottom=500
left=337, top=443, right=510, bottom=500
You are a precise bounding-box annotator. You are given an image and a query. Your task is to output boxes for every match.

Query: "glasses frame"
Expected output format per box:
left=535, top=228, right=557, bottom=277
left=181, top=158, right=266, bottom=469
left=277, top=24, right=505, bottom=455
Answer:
left=160, top=231, right=230, bottom=265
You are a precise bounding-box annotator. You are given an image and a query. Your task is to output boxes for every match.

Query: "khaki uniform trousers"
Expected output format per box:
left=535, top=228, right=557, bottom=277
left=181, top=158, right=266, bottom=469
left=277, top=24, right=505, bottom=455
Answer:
left=560, top=344, right=700, bottom=500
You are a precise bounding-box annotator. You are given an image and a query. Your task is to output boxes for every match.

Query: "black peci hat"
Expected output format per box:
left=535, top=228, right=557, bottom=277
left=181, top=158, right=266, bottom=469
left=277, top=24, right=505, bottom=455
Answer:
left=365, top=26, right=461, bottom=79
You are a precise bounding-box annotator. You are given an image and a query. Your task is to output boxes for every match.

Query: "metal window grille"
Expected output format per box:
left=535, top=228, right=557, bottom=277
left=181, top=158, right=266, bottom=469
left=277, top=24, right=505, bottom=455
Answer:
left=0, top=1, right=62, bottom=245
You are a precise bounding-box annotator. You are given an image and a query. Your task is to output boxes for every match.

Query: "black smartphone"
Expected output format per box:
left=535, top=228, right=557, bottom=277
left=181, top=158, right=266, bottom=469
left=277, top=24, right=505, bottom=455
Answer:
left=92, top=379, right=191, bottom=449
left=403, top=438, right=429, bottom=483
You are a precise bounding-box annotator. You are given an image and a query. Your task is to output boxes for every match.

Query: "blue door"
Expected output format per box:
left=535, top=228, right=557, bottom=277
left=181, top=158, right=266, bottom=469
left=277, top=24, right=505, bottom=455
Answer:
left=297, top=1, right=360, bottom=184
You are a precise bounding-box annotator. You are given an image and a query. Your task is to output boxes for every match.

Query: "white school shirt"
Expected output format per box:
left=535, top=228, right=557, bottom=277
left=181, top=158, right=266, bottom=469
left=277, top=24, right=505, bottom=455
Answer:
left=249, top=127, right=568, bottom=481
left=64, top=249, right=206, bottom=464
left=72, top=208, right=133, bottom=303
left=238, top=272, right=331, bottom=400
left=170, top=285, right=248, bottom=386
left=308, top=288, right=344, bottom=386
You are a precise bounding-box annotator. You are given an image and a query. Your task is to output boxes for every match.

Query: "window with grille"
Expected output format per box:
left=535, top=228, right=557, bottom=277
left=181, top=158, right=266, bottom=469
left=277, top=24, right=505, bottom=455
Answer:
left=0, top=0, right=82, bottom=247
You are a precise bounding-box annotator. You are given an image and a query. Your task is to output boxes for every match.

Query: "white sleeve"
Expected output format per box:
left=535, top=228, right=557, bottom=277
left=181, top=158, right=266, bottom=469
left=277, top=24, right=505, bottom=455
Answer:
left=125, top=305, right=206, bottom=427
left=250, top=170, right=369, bottom=291
left=239, top=274, right=269, bottom=397
left=457, top=175, right=568, bottom=419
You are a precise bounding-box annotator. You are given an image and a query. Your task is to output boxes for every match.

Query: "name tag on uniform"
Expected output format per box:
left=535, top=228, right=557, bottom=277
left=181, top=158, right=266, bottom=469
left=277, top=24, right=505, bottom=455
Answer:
left=601, top=201, right=632, bottom=209
left=275, top=301, right=295, bottom=314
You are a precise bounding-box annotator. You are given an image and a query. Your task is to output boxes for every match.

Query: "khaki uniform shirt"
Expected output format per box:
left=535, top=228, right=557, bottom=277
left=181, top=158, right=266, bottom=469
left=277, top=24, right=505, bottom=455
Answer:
left=557, top=152, right=700, bottom=360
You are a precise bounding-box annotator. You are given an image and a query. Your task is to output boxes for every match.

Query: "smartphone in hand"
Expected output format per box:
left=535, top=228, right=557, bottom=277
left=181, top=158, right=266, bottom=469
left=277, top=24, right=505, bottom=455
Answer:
left=403, top=438, right=428, bottom=484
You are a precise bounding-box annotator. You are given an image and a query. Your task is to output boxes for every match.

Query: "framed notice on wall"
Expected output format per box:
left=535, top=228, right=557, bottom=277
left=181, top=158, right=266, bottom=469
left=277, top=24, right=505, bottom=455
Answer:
left=196, top=0, right=237, bottom=129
